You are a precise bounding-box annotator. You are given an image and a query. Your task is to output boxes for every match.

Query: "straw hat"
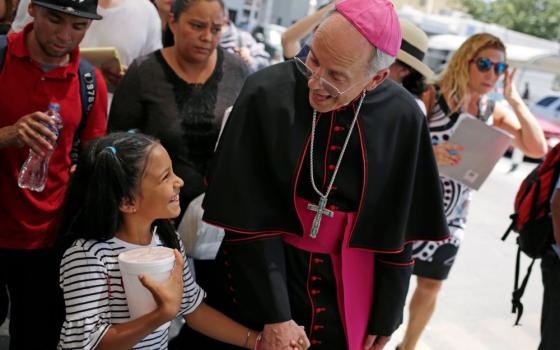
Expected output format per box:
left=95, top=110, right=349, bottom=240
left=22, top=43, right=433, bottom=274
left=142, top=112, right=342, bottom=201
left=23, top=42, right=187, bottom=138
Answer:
left=397, top=19, right=433, bottom=79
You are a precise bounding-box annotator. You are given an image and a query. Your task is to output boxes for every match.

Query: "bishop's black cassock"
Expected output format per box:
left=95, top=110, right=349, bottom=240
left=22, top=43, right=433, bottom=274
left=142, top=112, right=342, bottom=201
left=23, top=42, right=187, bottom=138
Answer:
left=195, top=61, right=449, bottom=349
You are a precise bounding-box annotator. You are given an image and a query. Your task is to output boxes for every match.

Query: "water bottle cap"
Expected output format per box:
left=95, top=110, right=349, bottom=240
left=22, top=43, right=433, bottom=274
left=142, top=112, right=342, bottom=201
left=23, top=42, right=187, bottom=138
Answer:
left=48, top=103, right=61, bottom=112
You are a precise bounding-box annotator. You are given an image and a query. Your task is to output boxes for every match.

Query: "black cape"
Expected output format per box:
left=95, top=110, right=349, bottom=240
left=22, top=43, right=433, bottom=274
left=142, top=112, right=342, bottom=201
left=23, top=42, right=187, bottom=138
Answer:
left=203, top=61, right=448, bottom=251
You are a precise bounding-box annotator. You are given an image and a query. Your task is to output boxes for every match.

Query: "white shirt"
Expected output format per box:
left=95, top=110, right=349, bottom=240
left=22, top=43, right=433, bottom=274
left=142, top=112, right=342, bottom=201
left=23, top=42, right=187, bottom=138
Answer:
left=415, top=96, right=427, bottom=115
left=81, top=0, right=162, bottom=66
left=10, top=0, right=31, bottom=33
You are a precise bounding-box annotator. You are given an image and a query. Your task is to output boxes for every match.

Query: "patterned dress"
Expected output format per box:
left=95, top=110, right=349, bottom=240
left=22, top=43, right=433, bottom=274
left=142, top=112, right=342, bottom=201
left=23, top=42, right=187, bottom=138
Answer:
left=412, top=90, right=494, bottom=280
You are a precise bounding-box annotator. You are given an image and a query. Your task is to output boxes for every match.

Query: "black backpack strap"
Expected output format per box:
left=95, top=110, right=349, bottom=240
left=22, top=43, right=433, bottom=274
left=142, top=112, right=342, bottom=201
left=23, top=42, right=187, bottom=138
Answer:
left=502, top=214, right=517, bottom=241
left=511, top=245, right=535, bottom=326
left=501, top=223, right=514, bottom=241
left=0, top=35, right=8, bottom=72
left=70, top=58, right=97, bottom=164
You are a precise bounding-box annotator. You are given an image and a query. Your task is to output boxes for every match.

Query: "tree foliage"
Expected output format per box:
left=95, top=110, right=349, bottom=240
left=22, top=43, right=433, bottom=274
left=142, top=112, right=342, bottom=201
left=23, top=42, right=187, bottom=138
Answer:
left=457, top=0, right=560, bottom=40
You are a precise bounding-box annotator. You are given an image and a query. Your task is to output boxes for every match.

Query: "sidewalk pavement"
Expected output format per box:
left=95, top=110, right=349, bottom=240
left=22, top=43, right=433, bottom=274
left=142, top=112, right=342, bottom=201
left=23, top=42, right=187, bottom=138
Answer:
left=386, top=158, right=541, bottom=350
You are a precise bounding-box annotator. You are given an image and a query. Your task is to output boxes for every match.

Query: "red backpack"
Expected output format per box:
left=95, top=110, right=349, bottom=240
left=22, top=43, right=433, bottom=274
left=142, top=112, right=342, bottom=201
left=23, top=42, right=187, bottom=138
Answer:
left=502, top=144, right=560, bottom=325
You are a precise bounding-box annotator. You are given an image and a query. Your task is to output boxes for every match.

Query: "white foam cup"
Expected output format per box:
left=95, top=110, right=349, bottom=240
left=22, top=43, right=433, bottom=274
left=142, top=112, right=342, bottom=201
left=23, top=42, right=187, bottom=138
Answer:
left=118, top=246, right=176, bottom=328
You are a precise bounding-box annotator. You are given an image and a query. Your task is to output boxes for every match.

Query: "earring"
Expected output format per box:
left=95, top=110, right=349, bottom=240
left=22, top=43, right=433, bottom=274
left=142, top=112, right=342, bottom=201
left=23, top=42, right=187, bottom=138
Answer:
left=132, top=208, right=137, bottom=213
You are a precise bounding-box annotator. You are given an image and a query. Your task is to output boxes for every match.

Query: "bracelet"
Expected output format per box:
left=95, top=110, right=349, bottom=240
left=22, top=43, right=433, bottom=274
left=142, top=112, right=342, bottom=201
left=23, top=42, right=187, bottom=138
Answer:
left=253, top=332, right=263, bottom=350
left=243, top=329, right=251, bottom=348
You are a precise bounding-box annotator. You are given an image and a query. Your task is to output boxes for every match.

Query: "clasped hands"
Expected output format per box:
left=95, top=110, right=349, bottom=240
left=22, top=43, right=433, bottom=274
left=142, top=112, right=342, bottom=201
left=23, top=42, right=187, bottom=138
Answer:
left=260, top=320, right=309, bottom=350
left=260, top=321, right=391, bottom=350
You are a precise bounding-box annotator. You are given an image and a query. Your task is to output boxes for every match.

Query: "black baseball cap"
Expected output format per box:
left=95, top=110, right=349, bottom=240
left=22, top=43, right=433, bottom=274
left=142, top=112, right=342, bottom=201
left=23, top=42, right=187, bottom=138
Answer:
left=31, top=0, right=103, bottom=20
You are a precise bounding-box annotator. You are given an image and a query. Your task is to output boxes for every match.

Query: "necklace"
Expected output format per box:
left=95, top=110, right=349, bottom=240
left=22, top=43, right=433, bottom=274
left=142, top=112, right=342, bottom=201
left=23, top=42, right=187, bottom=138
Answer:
left=307, top=90, right=366, bottom=238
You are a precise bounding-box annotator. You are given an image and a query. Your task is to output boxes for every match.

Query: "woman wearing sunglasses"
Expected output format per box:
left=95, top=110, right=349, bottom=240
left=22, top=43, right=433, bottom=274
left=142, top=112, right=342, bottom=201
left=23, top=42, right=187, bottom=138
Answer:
left=397, top=33, right=547, bottom=350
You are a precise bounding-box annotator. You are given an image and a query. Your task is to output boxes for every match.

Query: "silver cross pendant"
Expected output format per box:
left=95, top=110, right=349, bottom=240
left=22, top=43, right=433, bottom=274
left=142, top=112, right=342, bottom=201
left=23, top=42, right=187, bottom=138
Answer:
left=307, top=197, right=334, bottom=239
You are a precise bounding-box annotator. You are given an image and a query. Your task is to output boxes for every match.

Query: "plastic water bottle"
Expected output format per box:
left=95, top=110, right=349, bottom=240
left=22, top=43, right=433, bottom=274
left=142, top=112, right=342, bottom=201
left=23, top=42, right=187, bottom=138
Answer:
left=18, top=103, right=63, bottom=192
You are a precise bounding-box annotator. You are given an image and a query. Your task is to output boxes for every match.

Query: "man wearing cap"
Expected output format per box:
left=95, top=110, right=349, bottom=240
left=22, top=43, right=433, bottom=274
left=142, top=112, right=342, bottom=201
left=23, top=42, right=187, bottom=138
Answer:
left=388, top=19, right=433, bottom=115
left=11, top=0, right=163, bottom=87
left=198, top=0, right=448, bottom=349
left=0, top=0, right=107, bottom=348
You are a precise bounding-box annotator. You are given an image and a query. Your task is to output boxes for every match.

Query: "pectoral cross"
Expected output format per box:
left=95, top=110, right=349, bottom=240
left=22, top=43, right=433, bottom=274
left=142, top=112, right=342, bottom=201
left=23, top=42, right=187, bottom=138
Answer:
left=307, top=197, right=334, bottom=239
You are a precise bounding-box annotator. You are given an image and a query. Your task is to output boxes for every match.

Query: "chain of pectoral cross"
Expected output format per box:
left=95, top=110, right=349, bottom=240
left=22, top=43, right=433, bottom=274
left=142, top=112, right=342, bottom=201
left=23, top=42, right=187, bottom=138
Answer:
left=307, top=90, right=366, bottom=238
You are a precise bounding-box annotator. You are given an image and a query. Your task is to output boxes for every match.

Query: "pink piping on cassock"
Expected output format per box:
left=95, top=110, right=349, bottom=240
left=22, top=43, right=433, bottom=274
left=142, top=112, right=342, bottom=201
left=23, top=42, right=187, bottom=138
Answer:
left=284, top=197, right=374, bottom=350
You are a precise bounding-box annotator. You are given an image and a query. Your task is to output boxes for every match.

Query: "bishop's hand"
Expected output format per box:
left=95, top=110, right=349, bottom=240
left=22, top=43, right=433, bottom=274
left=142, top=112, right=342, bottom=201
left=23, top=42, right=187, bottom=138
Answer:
left=261, top=320, right=310, bottom=350
left=363, top=334, right=390, bottom=350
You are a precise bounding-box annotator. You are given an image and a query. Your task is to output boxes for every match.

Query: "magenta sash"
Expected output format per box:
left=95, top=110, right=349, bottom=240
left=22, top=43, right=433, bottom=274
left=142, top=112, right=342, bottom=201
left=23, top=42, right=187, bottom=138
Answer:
left=283, top=197, right=375, bottom=350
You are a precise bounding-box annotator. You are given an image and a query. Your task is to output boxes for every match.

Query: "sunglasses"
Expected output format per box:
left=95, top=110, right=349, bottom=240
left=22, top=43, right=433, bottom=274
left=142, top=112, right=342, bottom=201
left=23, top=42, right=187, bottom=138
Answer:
left=473, top=57, right=508, bottom=75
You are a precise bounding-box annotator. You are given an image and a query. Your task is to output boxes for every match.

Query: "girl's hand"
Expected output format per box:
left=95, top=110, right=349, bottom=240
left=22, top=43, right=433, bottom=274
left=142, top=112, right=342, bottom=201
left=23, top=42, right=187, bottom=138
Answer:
left=503, top=68, right=523, bottom=105
left=433, top=143, right=463, bottom=166
left=139, top=249, right=184, bottom=322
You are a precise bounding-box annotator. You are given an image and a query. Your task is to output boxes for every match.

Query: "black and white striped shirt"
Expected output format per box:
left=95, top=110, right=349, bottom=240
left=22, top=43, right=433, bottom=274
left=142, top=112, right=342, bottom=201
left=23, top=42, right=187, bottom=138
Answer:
left=58, top=234, right=205, bottom=350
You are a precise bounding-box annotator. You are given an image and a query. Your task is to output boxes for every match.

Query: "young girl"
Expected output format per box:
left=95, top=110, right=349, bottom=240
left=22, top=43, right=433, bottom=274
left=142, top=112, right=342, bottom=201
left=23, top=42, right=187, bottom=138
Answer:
left=57, top=132, right=299, bottom=350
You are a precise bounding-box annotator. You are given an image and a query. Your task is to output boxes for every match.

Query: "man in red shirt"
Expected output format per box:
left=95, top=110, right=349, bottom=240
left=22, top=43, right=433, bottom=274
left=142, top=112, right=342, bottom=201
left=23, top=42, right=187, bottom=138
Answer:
left=0, top=0, right=107, bottom=348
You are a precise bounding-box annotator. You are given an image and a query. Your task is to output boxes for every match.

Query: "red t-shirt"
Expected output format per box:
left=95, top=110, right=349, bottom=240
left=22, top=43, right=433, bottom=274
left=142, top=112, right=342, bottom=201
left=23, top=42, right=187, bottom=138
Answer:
left=0, top=24, right=108, bottom=249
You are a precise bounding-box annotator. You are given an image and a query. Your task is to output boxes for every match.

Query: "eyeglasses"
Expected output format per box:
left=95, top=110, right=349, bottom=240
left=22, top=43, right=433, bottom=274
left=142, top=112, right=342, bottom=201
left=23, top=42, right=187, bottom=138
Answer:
left=473, top=57, right=508, bottom=75
left=294, top=56, right=367, bottom=98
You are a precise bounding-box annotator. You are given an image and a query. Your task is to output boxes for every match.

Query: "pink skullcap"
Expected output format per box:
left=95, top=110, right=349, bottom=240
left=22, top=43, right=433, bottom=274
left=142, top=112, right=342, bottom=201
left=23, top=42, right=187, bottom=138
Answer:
left=335, top=0, right=402, bottom=57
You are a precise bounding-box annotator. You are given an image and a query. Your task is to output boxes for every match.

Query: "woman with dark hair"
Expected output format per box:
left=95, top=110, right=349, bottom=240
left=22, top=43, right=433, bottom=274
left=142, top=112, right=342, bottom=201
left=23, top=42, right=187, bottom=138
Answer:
left=397, top=33, right=547, bottom=350
left=109, top=0, right=247, bottom=216
left=57, top=132, right=274, bottom=350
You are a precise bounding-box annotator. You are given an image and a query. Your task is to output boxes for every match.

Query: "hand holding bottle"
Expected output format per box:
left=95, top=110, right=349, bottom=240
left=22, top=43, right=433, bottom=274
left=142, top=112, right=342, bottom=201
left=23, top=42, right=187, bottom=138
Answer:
left=11, top=111, right=59, bottom=157
left=18, top=103, right=63, bottom=192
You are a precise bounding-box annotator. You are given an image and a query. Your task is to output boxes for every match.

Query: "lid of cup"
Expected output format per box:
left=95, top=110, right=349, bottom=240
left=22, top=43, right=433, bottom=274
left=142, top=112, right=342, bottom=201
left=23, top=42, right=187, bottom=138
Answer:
left=118, top=246, right=175, bottom=265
